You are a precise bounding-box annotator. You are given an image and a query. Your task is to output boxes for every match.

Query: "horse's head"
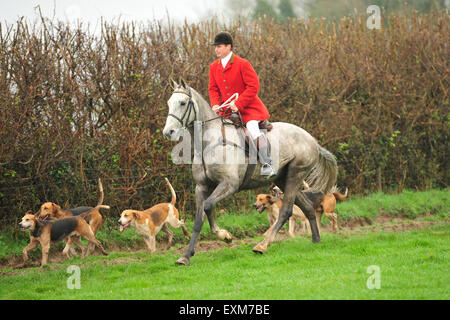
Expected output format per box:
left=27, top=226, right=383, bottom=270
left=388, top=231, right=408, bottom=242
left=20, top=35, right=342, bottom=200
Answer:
left=163, top=79, right=196, bottom=141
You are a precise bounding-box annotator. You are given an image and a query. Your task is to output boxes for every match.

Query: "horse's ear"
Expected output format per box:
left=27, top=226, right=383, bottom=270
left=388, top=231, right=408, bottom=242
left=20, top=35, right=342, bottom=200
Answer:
left=180, top=77, right=189, bottom=89
left=169, top=77, right=178, bottom=89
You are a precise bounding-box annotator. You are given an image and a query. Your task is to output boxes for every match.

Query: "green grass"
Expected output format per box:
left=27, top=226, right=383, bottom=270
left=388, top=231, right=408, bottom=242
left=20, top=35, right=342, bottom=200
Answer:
left=1, top=223, right=449, bottom=299
left=336, top=189, right=450, bottom=222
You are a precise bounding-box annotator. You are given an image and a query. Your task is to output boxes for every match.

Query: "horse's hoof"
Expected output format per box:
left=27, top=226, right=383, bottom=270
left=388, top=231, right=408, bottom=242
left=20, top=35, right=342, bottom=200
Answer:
left=217, top=229, right=232, bottom=243
left=252, top=243, right=267, bottom=254
left=175, top=256, right=190, bottom=266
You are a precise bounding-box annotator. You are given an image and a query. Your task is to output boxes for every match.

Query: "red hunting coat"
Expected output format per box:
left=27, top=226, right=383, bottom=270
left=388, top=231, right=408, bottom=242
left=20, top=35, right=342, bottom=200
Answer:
left=209, top=54, right=270, bottom=124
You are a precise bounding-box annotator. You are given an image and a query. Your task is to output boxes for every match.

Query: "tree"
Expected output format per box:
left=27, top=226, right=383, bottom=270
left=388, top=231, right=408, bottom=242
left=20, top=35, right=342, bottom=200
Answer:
left=252, top=0, right=278, bottom=20
left=278, top=0, right=297, bottom=20
left=224, top=0, right=255, bottom=20
left=305, top=0, right=448, bottom=20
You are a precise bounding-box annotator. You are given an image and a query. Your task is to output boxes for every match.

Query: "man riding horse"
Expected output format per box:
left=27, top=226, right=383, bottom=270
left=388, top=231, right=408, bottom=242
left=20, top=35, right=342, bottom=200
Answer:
left=209, top=31, right=275, bottom=176
left=163, top=32, right=337, bottom=266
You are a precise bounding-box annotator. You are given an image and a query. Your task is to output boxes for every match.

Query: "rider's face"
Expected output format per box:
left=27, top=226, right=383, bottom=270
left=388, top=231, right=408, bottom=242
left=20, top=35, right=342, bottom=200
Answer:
left=214, top=44, right=232, bottom=59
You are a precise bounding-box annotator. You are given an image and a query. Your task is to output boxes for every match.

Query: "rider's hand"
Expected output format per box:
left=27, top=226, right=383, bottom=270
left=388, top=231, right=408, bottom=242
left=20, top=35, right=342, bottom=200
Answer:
left=212, top=105, right=220, bottom=114
left=230, top=102, right=238, bottom=112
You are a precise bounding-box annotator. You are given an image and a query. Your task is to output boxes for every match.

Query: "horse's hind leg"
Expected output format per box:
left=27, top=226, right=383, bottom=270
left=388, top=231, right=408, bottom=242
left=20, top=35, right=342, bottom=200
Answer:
left=295, top=192, right=321, bottom=243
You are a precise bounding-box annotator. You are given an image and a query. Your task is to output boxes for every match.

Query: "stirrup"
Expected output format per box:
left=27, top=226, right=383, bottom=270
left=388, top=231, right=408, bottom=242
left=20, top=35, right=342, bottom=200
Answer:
left=261, top=163, right=276, bottom=177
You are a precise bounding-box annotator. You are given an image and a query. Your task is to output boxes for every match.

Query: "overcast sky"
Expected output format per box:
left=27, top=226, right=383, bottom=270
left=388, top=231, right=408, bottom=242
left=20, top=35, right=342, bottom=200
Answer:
left=0, top=0, right=229, bottom=26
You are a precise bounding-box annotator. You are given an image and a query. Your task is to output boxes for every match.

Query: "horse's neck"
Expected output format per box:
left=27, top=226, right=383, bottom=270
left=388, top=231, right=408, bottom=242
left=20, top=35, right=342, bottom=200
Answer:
left=189, top=89, right=224, bottom=142
left=191, top=89, right=217, bottom=123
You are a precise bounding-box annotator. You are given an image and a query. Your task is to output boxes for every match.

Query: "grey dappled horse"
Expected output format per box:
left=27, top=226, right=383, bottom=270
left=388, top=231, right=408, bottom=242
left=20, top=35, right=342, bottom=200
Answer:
left=163, top=80, right=337, bottom=265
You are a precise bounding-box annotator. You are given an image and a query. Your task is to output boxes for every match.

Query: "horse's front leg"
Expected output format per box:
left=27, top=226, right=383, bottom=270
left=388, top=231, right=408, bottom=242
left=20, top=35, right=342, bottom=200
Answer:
left=176, top=184, right=209, bottom=266
left=253, top=194, right=295, bottom=254
left=203, top=180, right=239, bottom=243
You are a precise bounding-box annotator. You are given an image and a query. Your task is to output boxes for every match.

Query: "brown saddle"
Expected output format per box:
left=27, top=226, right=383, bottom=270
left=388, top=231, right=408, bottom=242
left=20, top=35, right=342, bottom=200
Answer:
left=227, top=113, right=273, bottom=132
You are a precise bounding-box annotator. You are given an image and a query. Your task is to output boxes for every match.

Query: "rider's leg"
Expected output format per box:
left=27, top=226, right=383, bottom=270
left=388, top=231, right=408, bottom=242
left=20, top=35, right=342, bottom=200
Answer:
left=246, top=120, right=275, bottom=176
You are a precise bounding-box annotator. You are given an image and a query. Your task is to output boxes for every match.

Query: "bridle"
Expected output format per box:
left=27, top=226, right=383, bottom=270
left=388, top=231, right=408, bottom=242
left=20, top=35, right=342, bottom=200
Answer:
left=167, top=87, right=233, bottom=130
left=167, top=87, right=198, bottom=130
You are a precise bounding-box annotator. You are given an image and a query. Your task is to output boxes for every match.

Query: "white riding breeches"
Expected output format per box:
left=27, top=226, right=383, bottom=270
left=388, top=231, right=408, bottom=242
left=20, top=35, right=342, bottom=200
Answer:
left=246, top=120, right=263, bottom=140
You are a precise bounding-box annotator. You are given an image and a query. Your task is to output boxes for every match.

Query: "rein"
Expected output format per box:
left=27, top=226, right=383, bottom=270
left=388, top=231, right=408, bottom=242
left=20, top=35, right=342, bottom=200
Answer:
left=168, top=88, right=241, bottom=129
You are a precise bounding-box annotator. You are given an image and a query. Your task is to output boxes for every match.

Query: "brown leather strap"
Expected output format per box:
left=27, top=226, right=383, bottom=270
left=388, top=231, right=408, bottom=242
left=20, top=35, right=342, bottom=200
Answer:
left=259, top=120, right=273, bottom=131
left=221, top=121, right=226, bottom=146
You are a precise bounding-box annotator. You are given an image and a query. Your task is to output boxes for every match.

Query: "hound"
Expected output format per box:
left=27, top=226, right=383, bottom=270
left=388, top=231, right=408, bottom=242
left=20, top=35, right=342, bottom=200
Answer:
left=254, top=194, right=310, bottom=238
left=273, top=182, right=348, bottom=234
left=118, top=178, right=190, bottom=253
left=19, top=210, right=108, bottom=266
left=38, top=178, right=109, bottom=255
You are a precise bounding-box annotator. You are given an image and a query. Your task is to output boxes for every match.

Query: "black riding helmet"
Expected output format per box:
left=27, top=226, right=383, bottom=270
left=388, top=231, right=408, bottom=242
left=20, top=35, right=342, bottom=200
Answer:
left=211, top=31, right=233, bottom=48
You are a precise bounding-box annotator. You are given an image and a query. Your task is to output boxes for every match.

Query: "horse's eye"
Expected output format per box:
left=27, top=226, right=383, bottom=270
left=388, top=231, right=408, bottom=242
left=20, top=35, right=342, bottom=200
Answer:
left=180, top=101, right=186, bottom=106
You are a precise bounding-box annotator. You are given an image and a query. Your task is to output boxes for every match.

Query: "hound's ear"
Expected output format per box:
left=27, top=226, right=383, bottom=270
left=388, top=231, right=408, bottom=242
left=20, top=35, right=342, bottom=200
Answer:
left=51, top=203, right=60, bottom=213
left=266, top=195, right=274, bottom=204
left=33, top=215, right=45, bottom=226
left=132, top=211, right=138, bottom=219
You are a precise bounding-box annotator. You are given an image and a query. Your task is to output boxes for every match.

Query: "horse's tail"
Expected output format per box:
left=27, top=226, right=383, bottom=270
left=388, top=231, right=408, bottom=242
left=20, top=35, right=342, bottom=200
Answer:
left=304, top=146, right=338, bottom=194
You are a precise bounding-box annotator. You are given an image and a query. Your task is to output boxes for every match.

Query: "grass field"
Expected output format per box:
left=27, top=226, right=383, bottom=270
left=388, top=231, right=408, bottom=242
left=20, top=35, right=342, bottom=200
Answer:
left=0, top=189, right=449, bottom=300
left=0, top=223, right=449, bottom=299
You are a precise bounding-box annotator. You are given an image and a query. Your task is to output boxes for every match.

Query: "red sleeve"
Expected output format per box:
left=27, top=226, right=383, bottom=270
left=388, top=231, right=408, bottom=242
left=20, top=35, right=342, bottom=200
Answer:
left=208, top=63, right=221, bottom=107
left=234, top=59, right=259, bottom=111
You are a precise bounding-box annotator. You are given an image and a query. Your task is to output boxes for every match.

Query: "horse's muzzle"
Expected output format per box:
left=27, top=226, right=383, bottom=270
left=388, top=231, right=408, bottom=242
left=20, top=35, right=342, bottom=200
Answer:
left=163, top=128, right=175, bottom=139
left=163, top=128, right=182, bottom=141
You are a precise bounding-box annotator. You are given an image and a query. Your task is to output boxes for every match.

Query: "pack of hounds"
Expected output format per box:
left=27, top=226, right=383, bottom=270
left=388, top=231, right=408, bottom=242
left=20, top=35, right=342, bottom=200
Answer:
left=19, top=178, right=347, bottom=266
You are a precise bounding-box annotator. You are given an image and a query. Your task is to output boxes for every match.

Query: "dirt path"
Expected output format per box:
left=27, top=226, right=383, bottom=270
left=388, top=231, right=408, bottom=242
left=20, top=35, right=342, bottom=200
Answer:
left=2, top=214, right=448, bottom=272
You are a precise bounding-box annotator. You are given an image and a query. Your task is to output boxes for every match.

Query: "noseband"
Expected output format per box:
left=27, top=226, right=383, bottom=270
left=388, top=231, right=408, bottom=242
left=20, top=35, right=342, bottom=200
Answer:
left=168, top=87, right=225, bottom=129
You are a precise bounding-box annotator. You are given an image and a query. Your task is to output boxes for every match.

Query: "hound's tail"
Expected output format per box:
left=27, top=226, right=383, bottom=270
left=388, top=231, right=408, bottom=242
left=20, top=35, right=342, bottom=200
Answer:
left=304, top=146, right=338, bottom=194
left=165, top=178, right=177, bottom=206
left=95, top=178, right=110, bottom=210
left=333, top=188, right=348, bottom=201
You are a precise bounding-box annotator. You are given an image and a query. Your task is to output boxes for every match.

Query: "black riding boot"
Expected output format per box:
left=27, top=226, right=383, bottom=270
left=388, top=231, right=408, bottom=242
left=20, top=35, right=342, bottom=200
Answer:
left=255, top=134, right=275, bottom=176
